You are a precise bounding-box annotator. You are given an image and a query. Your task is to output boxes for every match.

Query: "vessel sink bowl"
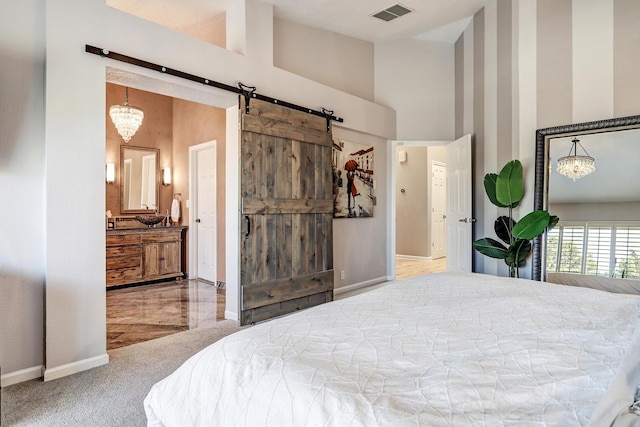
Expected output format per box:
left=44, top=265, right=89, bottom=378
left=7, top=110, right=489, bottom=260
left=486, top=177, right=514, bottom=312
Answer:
left=135, top=215, right=166, bottom=227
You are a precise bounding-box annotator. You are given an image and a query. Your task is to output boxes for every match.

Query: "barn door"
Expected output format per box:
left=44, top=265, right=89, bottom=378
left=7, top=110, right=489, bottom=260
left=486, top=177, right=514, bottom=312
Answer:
left=239, top=98, right=334, bottom=325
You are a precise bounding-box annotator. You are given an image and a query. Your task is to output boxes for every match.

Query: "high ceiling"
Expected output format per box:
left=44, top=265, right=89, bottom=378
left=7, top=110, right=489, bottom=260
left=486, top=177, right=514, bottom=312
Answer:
left=107, top=0, right=485, bottom=43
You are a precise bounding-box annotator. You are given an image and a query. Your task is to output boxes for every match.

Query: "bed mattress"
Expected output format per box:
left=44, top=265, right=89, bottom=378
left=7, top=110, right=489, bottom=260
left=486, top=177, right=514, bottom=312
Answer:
left=144, top=272, right=640, bottom=426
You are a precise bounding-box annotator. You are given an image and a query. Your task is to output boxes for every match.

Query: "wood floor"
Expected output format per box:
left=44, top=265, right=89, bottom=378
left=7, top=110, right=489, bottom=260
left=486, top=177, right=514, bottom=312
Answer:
left=395, top=256, right=446, bottom=280
left=106, top=257, right=446, bottom=349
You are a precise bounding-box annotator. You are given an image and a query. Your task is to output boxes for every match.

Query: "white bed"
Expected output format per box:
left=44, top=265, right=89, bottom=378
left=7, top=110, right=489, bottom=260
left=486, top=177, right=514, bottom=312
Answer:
left=144, top=272, right=640, bottom=426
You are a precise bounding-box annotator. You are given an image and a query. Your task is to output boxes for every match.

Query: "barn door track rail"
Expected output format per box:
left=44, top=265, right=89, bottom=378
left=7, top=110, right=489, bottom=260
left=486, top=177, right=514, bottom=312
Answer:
left=85, top=44, right=343, bottom=131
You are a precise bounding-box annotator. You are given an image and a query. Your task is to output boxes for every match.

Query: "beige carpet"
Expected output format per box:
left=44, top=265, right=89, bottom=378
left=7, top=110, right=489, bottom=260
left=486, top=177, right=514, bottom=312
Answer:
left=1, top=320, right=243, bottom=426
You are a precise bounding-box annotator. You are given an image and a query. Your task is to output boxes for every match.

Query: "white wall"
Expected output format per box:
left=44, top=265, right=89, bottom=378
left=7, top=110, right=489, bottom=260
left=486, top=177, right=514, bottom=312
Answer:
left=375, top=39, right=455, bottom=141
left=0, top=0, right=46, bottom=386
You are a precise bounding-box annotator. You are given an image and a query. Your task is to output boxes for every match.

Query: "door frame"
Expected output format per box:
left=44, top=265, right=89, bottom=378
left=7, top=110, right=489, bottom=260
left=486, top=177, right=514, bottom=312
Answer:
left=386, top=139, right=456, bottom=280
left=188, top=140, right=217, bottom=280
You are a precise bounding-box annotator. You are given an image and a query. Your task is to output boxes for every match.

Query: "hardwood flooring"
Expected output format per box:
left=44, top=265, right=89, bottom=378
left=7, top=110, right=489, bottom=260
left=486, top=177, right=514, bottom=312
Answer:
left=106, top=257, right=446, bottom=349
left=395, top=256, right=446, bottom=280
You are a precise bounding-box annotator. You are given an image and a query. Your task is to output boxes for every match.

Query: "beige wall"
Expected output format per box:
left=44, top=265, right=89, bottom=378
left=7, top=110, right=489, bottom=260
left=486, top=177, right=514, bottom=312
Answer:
left=172, top=98, right=227, bottom=282
left=395, top=145, right=447, bottom=258
left=105, top=84, right=174, bottom=215
left=550, top=202, right=640, bottom=222
left=273, top=17, right=374, bottom=102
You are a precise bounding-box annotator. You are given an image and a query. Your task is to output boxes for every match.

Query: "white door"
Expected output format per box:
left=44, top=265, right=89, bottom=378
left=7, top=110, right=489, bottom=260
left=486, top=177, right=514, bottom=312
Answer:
left=446, top=134, right=473, bottom=272
left=195, top=146, right=217, bottom=282
left=431, top=162, right=446, bottom=259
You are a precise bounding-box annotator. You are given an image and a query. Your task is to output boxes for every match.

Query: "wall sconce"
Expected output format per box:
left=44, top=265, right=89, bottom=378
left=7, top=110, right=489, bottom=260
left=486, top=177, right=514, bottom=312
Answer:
left=105, top=163, right=115, bottom=184
left=398, top=150, right=407, bottom=163
left=163, top=167, right=171, bottom=186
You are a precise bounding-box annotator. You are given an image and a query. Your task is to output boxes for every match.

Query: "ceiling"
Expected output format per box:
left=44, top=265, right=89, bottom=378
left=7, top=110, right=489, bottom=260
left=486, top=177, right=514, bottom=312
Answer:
left=107, top=0, right=485, bottom=43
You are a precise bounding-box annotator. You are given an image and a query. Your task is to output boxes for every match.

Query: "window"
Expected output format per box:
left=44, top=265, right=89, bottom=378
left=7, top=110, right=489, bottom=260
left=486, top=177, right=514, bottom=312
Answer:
left=546, top=222, right=640, bottom=279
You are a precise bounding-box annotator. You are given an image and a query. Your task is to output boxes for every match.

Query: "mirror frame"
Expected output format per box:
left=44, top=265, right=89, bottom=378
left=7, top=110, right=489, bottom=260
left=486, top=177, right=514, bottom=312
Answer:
left=120, top=145, right=160, bottom=214
left=532, top=114, right=640, bottom=281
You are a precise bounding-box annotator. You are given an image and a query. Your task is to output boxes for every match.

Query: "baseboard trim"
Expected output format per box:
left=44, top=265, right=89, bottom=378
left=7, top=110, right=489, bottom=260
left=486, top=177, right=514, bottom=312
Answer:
left=1, top=365, right=44, bottom=387
left=333, top=276, right=388, bottom=296
left=396, top=254, right=433, bottom=262
left=43, top=353, right=109, bottom=382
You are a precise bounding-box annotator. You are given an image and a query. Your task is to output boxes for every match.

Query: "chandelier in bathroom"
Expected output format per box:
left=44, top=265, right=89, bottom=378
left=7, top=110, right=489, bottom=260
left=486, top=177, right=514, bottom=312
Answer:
left=109, top=87, right=144, bottom=143
left=556, top=137, right=595, bottom=181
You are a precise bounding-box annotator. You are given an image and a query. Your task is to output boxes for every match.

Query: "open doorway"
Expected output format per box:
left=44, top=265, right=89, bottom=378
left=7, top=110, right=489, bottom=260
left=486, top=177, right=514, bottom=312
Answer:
left=394, top=144, right=447, bottom=279
left=387, top=135, right=473, bottom=280
left=104, top=74, right=235, bottom=349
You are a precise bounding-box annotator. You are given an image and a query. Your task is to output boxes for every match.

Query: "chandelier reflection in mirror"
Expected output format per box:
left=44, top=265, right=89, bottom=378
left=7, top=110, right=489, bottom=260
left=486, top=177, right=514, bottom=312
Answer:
left=556, top=137, right=595, bottom=181
left=109, top=87, right=144, bottom=143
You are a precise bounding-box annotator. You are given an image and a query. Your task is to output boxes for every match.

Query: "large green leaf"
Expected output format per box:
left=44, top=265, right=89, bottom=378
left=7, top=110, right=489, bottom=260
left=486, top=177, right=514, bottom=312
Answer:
left=504, top=239, right=531, bottom=267
left=483, top=174, right=508, bottom=208
left=496, top=160, right=524, bottom=208
left=548, top=215, right=559, bottom=231
left=473, top=238, right=509, bottom=259
left=494, top=216, right=515, bottom=244
left=512, top=210, right=551, bottom=240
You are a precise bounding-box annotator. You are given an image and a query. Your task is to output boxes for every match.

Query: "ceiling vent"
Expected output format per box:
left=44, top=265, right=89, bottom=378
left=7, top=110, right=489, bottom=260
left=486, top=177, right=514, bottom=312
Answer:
left=371, top=4, right=413, bottom=22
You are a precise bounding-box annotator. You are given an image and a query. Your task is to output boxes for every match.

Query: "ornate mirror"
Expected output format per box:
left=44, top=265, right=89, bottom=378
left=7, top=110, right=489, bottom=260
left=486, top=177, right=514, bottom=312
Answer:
left=533, top=115, right=640, bottom=282
left=120, top=146, right=160, bottom=213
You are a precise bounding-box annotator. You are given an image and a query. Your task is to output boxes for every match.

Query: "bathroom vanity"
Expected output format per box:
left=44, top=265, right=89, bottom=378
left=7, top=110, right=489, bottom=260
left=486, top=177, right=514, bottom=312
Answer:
left=106, top=226, right=187, bottom=288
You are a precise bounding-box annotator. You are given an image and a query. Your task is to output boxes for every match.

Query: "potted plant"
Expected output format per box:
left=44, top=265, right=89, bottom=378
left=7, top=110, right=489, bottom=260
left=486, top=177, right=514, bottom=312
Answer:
left=473, top=160, right=558, bottom=278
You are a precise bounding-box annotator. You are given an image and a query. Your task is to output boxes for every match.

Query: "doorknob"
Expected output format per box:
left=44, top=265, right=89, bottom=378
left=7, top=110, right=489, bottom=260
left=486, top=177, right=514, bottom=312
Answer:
left=195, top=218, right=201, bottom=223
left=458, top=218, right=477, bottom=223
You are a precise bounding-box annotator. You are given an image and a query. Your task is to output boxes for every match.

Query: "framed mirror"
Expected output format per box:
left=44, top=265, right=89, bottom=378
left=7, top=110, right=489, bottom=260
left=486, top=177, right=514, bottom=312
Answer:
left=120, top=146, right=160, bottom=213
left=533, top=115, right=640, bottom=282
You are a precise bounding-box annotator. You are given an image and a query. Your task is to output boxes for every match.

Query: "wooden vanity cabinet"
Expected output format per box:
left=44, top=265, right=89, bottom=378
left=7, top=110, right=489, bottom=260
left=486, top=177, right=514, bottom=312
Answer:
left=106, top=227, right=186, bottom=287
left=141, top=231, right=182, bottom=279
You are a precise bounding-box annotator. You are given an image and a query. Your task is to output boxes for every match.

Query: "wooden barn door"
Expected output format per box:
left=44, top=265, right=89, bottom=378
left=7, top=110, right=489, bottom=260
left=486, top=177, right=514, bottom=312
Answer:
left=239, top=98, right=334, bottom=325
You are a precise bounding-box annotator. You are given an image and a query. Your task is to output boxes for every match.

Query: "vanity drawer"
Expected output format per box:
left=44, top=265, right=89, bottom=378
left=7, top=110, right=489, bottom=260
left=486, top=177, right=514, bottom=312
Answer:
left=106, top=267, right=142, bottom=286
left=106, top=254, right=141, bottom=270
left=107, top=233, right=142, bottom=245
left=141, top=231, right=181, bottom=243
left=106, top=245, right=141, bottom=259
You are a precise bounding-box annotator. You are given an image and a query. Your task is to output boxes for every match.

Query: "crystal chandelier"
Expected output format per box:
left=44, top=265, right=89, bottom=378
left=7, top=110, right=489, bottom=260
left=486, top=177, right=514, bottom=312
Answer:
left=109, top=87, right=144, bottom=143
left=556, top=137, right=595, bottom=181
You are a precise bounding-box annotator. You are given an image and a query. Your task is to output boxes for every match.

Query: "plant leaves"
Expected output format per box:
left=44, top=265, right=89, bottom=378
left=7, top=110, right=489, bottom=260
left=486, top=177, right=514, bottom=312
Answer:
left=504, top=239, right=531, bottom=267
left=512, top=210, right=551, bottom=240
left=494, top=216, right=515, bottom=244
left=548, top=215, right=559, bottom=231
left=473, top=238, right=509, bottom=259
left=483, top=174, right=508, bottom=208
left=496, top=160, right=524, bottom=208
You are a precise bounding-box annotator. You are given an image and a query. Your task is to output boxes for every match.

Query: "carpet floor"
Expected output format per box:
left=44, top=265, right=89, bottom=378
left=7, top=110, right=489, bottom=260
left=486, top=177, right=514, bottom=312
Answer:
left=1, top=320, right=243, bottom=426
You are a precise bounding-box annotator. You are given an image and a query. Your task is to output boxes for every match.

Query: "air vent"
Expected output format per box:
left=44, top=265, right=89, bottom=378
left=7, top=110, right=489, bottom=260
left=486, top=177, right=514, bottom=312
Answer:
left=371, top=4, right=413, bottom=22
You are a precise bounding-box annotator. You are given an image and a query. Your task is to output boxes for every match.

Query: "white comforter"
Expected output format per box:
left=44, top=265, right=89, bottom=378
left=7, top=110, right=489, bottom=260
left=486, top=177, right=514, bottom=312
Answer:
left=144, top=272, right=640, bottom=426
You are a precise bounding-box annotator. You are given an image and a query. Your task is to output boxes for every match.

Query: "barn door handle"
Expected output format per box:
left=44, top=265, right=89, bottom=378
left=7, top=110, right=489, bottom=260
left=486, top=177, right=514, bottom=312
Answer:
left=244, top=215, right=251, bottom=239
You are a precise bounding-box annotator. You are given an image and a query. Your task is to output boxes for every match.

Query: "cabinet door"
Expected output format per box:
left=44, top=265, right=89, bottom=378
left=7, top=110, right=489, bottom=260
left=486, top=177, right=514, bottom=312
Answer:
left=160, top=241, right=181, bottom=275
left=143, top=243, right=161, bottom=278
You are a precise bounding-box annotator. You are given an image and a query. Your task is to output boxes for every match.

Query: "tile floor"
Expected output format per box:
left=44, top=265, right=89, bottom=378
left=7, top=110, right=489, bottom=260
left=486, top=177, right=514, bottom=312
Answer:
left=106, top=279, right=225, bottom=350
left=106, top=257, right=446, bottom=349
